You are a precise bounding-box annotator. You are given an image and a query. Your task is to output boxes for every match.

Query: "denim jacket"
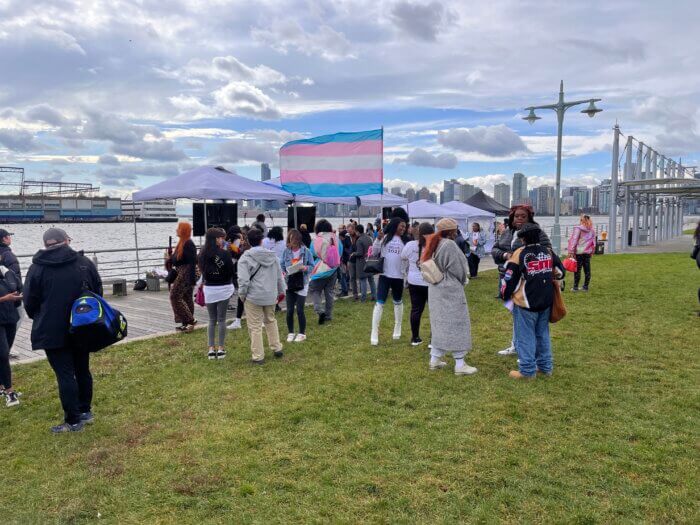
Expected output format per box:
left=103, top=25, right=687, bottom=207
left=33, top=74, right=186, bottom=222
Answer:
left=280, top=245, right=314, bottom=289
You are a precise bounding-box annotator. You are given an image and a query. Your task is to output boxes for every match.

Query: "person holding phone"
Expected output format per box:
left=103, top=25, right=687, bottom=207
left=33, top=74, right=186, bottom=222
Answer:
left=0, top=276, right=22, bottom=407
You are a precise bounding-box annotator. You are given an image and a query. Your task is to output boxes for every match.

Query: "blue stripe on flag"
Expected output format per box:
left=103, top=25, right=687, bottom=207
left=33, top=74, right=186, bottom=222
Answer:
left=282, top=182, right=383, bottom=197
left=281, top=129, right=382, bottom=147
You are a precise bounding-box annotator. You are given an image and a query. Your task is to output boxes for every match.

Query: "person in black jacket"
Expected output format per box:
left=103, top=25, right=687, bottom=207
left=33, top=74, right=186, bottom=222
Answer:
left=198, top=228, right=234, bottom=360
left=491, top=205, right=551, bottom=357
left=0, top=267, right=22, bottom=408
left=169, top=222, right=198, bottom=332
left=23, top=228, right=103, bottom=433
left=0, top=229, right=20, bottom=279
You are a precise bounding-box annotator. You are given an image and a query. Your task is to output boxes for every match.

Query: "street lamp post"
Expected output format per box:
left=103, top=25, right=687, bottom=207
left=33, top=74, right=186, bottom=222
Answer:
left=524, top=81, right=602, bottom=254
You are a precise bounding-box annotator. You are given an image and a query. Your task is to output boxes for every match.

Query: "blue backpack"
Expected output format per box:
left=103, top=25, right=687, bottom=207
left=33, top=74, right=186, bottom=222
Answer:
left=69, top=291, right=128, bottom=352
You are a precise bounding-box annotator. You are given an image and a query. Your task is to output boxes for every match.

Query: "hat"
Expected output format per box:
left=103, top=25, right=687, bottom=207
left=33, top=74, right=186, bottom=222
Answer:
left=43, top=228, right=71, bottom=248
left=436, top=217, right=458, bottom=232
left=516, top=223, right=541, bottom=238
left=0, top=229, right=13, bottom=238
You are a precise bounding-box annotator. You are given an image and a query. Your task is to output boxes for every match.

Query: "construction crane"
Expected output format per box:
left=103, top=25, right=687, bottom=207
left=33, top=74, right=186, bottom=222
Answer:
left=0, top=167, right=100, bottom=197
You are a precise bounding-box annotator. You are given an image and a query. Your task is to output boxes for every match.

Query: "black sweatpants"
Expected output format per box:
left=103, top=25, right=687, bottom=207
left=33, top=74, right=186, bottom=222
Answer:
left=0, top=323, right=17, bottom=389
left=574, top=253, right=592, bottom=288
left=45, top=347, right=93, bottom=425
left=408, top=284, right=429, bottom=340
left=467, top=254, right=481, bottom=277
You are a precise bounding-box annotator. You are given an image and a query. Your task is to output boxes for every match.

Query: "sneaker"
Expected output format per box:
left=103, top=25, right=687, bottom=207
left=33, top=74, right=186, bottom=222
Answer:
left=208, top=349, right=217, bottom=360
left=509, top=370, right=535, bottom=380
left=216, top=349, right=226, bottom=359
left=294, top=333, right=306, bottom=342
left=80, top=411, right=95, bottom=424
left=411, top=337, right=423, bottom=346
left=191, top=319, right=199, bottom=326
left=175, top=324, right=187, bottom=332
left=274, top=350, right=284, bottom=359
left=429, top=359, right=447, bottom=370
left=571, top=287, right=579, bottom=292
left=5, top=391, right=20, bottom=407
left=227, top=318, right=242, bottom=330
left=497, top=345, right=517, bottom=356
left=181, top=324, right=195, bottom=333
left=250, top=359, right=265, bottom=366
left=455, top=363, right=478, bottom=376
left=536, top=369, right=552, bottom=377
left=318, top=313, right=326, bottom=325
left=582, top=286, right=589, bottom=292
left=51, top=421, right=85, bottom=434
left=287, top=333, right=296, bottom=343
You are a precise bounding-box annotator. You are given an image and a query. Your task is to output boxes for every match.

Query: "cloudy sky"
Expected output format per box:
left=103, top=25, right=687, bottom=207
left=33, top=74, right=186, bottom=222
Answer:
left=0, top=0, right=698, bottom=199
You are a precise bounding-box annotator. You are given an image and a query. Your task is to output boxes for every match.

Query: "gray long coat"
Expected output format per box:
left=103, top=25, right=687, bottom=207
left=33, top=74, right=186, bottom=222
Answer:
left=428, top=238, right=471, bottom=353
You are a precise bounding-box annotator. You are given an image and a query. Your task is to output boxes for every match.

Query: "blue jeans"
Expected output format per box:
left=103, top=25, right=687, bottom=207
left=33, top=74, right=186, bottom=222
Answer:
left=338, top=266, right=349, bottom=295
left=360, top=274, right=376, bottom=301
left=512, top=306, right=553, bottom=377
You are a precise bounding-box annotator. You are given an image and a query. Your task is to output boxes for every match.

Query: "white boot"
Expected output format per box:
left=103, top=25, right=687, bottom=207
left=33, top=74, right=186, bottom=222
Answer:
left=393, top=303, right=403, bottom=340
left=370, top=303, right=383, bottom=346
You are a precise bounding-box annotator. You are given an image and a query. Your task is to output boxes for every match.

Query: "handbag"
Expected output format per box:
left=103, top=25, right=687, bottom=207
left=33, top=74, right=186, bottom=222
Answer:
left=194, top=285, right=205, bottom=307
left=287, top=271, right=304, bottom=292
left=363, top=255, right=384, bottom=275
left=419, top=258, right=444, bottom=285
left=549, top=279, right=567, bottom=323
left=165, top=268, right=178, bottom=284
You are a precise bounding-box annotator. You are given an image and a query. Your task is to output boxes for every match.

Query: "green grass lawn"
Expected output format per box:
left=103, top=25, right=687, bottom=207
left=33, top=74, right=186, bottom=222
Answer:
left=2, top=253, right=699, bottom=524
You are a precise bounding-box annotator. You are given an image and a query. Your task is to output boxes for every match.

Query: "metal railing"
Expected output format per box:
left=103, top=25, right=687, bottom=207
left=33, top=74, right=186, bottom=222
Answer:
left=14, top=246, right=178, bottom=282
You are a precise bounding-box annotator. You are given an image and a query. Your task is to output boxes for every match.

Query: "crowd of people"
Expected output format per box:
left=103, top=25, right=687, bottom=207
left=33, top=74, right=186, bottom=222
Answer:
left=0, top=207, right=609, bottom=433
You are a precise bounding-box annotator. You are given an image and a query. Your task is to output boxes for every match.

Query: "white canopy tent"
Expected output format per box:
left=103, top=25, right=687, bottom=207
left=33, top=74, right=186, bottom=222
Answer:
left=442, top=200, right=497, bottom=252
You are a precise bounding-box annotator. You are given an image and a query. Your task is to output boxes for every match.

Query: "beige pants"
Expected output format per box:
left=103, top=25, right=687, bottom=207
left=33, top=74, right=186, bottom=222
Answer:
left=245, top=302, right=282, bottom=361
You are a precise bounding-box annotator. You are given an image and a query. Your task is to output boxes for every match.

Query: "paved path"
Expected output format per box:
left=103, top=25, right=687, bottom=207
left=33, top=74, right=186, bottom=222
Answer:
left=609, top=234, right=694, bottom=254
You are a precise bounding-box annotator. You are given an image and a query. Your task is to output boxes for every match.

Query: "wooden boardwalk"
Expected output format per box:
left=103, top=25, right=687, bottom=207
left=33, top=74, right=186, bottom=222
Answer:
left=10, top=288, right=241, bottom=365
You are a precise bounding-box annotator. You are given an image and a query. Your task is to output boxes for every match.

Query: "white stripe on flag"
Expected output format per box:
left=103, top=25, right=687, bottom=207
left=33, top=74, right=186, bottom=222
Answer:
left=280, top=154, right=383, bottom=171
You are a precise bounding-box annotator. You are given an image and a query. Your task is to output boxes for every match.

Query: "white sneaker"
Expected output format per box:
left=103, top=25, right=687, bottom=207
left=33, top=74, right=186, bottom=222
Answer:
left=454, top=363, right=478, bottom=375
left=429, top=359, right=447, bottom=370
left=497, top=345, right=517, bottom=356
left=286, top=333, right=296, bottom=342
left=227, top=319, right=242, bottom=330
left=294, top=333, right=307, bottom=342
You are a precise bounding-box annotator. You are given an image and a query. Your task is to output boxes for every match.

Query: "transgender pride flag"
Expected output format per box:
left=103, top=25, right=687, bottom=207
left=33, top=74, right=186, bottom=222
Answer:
left=280, top=129, right=383, bottom=197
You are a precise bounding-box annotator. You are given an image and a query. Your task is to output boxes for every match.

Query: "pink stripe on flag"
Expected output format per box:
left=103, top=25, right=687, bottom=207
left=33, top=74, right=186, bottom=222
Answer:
left=281, top=169, right=383, bottom=185
left=281, top=140, right=383, bottom=156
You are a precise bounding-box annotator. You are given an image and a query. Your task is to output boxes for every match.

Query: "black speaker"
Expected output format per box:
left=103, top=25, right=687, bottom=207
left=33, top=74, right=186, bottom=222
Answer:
left=382, top=207, right=393, bottom=220
left=288, top=206, right=316, bottom=230
left=193, top=203, right=238, bottom=236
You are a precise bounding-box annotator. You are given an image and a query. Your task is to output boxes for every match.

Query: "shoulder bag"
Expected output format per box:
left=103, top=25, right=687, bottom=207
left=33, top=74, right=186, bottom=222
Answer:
left=419, top=251, right=444, bottom=285
left=548, top=249, right=567, bottom=323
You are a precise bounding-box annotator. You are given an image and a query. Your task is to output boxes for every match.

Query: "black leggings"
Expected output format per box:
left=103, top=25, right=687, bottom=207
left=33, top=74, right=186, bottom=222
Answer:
left=377, top=276, right=404, bottom=305
left=286, top=290, right=307, bottom=334
left=0, top=323, right=17, bottom=389
left=574, top=254, right=592, bottom=288
left=233, top=275, right=244, bottom=319
left=408, top=284, right=428, bottom=340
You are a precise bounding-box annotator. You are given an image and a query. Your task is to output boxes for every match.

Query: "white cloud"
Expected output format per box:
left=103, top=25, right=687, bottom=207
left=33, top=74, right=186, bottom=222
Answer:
left=212, top=81, right=282, bottom=120
left=393, top=147, right=457, bottom=169
left=251, top=20, right=355, bottom=62
left=438, top=125, right=529, bottom=157
left=390, top=1, right=457, bottom=42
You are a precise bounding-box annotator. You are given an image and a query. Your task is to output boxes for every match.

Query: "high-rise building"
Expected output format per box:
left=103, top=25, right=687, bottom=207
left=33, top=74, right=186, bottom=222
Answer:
left=459, top=183, right=480, bottom=202
left=418, top=186, right=431, bottom=201
left=570, top=186, right=590, bottom=213
left=597, top=179, right=611, bottom=214
left=443, top=179, right=460, bottom=202
left=535, top=185, right=555, bottom=215
left=390, top=187, right=403, bottom=196
left=405, top=188, right=416, bottom=202
left=428, top=192, right=438, bottom=203
left=494, top=183, right=511, bottom=207
left=512, top=172, right=528, bottom=205
left=439, top=190, right=445, bottom=204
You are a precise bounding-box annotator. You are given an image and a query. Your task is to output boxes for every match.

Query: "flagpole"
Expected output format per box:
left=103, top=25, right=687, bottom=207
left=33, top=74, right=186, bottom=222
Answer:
left=380, top=125, right=384, bottom=228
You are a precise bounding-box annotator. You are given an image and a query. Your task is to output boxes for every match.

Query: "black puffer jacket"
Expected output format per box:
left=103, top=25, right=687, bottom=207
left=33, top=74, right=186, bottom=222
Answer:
left=23, top=245, right=102, bottom=350
left=0, top=244, right=20, bottom=278
left=492, top=224, right=552, bottom=270
left=0, top=275, right=20, bottom=325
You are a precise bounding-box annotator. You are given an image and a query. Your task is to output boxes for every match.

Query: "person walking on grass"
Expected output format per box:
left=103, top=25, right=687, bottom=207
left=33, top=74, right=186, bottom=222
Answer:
left=467, top=222, right=487, bottom=278
left=421, top=218, right=476, bottom=375
left=352, top=224, right=376, bottom=302
left=500, top=224, right=565, bottom=379
left=0, top=266, right=22, bottom=408
left=567, top=214, right=596, bottom=292
left=280, top=229, right=314, bottom=343
left=237, top=228, right=285, bottom=364
left=168, top=222, right=198, bottom=333
left=370, top=217, right=407, bottom=346
left=309, top=219, right=342, bottom=325
left=23, top=228, right=102, bottom=433
left=198, top=228, right=234, bottom=360
left=401, top=222, right=434, bottom=346
left=491, top=205, right=551, bottom=357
